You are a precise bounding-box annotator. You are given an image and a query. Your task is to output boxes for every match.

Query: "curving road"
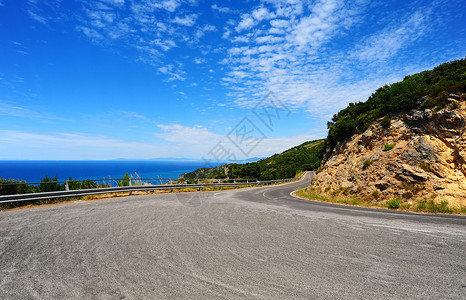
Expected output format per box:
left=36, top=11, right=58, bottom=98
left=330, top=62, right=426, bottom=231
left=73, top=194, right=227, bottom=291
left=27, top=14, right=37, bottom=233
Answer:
left=0, top=173, right=465, bottom=299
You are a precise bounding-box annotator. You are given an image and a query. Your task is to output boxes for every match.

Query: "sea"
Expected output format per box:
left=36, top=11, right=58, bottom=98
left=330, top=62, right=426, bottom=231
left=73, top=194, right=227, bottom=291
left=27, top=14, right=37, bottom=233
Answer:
left=0, top=160, right=212, bottom=183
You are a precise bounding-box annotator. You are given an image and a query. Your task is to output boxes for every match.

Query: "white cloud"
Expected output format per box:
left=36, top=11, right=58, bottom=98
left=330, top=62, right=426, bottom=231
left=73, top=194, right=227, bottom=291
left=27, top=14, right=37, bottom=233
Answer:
left=121, top=111, right=148, bottom=120
left=354, top=10, right=430, bottom=62
left=77, top=26, right=103, bottom=40
left=202, top=24, right=216, bottom=32
left=28, top=10, right=47, bottom=24
left=173, top=14, right=198, bottom=26
left=220, top=0, right=436, bottom=121
left=155, top=124, right=220, bottom=145
left=236, top=14, right=255, bottom=32
left=158, top=64, right=187, bottom=81
left=0, top=130, right=172, bottom=160
left=252, top=7, right=274, bottom=21
left=211, top=4, right=231, bottom=13
left=0, top=101, right=31, bottom=117
left=193, top=57, right=206, bottom=64
left=151, top=39, right=177, bottom=51
left=101, top=0, right=125, bottom=7
left=155, top=0, right=180, bottom=12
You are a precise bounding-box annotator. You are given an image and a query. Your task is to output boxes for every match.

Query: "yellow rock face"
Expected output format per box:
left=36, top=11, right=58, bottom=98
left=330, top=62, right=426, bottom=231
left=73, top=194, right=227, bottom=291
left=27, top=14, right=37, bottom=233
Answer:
left=312, top=101, right=466, bottom=207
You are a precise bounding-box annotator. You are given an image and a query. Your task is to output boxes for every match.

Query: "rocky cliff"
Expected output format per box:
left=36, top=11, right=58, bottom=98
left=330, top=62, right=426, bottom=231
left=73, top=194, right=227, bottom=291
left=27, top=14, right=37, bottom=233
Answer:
left=312, top=94, right=466, bottom=207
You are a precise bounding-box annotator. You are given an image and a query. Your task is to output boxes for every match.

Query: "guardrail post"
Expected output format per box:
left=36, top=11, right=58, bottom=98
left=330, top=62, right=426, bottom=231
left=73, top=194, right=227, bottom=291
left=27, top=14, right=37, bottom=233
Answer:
left=65, top=181, right=70, bottom=201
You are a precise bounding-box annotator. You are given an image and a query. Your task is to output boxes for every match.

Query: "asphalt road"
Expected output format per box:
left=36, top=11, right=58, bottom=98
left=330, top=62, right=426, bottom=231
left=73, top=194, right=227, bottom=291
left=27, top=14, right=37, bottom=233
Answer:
left=0, top=173, right=465, bottom=299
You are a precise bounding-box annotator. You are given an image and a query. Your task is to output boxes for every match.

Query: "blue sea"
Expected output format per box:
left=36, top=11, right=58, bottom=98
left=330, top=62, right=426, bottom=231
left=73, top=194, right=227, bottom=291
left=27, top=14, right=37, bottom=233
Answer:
left=0, top=160, right=210, bottom=183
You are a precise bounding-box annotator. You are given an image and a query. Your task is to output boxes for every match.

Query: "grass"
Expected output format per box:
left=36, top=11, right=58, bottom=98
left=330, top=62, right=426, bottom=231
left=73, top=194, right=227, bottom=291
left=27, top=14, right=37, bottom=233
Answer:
left=383, top=143, right=396, bottom=151
left=295, top=188, right=370, bottom=207
left=295, top=187, right=465, bottom=215
left=416, top=199, right=453, bottom=213
left=386, top=198, right=401, bottom=209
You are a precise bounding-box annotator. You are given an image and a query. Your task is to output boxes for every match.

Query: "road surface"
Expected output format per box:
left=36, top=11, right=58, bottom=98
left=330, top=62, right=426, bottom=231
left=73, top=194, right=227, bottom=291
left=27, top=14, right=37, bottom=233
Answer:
left=0, top=173, right=465, bottom=299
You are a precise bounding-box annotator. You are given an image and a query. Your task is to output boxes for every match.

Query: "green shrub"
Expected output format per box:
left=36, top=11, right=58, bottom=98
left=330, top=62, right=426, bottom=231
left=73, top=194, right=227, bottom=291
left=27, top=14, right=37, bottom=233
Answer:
left=362, top=160, right=373, bottom=170
left=416, top=199, right=453, bottom=213
left=383, top=143, right=396, bottom=151
left=386, top=198, right=401, bottom=209
left=380, top=116, right=391, bottom=129
left=417, top=199, right=427, bottom=210
left=117, top=173, right=131, bottom=187
left=438, top=200, right=453, bottom=213
left=326, top=58, right=466, bottom=151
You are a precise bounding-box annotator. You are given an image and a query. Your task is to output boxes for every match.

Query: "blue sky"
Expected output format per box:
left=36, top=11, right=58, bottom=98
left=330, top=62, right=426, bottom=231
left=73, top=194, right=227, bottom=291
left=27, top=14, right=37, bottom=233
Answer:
left=0, top=0, right=465, bottom=160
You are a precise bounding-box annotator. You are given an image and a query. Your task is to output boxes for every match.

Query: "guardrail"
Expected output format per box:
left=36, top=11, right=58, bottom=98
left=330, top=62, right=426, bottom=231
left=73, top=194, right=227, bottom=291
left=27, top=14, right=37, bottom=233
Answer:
left=0, top=174, right=305, bottom=204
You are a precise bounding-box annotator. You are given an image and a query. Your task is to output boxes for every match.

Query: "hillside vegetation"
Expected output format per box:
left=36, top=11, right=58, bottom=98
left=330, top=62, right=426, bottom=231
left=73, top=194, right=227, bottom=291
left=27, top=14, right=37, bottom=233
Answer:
left=327, top=58, right=466, bottom=149
left=310, top=58, right=466, bottom=213
left=181, top=139, right=325, bottom=180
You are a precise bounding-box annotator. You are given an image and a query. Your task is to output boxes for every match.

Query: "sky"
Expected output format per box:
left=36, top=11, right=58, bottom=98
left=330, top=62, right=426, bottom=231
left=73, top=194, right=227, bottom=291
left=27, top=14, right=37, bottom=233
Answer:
left=0, top=0, right=465, bottom=161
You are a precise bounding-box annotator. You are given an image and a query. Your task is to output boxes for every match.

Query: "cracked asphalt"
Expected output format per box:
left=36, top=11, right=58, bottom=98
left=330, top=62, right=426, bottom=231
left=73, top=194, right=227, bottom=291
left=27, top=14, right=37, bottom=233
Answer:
left=1, top=173, right=465, bottom=299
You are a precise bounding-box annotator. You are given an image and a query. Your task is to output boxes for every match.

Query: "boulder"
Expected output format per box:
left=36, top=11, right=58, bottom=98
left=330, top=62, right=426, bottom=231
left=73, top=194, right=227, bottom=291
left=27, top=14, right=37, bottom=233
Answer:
left=341, top=181, right=354, bottom=189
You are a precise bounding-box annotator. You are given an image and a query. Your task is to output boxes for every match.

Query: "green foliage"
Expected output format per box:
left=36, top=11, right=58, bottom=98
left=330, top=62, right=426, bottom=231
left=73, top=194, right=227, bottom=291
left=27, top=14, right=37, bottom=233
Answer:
left=0, top=178, right=38, bottom=195
left=38, top=175, right=64, bottom=192
left=117, top=172, right=131, bottom=187
left=183, top=139, right=326, bottom=181
left=326, top=58, right=466, bottom=149
left=362, top=160, right=373, bottom=170
left=386, top=198, right=401, bottom=209
left=383, top=143, right=396, bottom=151
left=416, top=199, right=453, bottom=213
left=380, top=116, right=391, bottom=129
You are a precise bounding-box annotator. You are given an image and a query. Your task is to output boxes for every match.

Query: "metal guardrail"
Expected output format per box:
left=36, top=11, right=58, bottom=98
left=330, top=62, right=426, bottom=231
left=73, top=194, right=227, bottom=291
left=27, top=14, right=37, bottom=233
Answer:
left=0, top=174, right=305, bottom=204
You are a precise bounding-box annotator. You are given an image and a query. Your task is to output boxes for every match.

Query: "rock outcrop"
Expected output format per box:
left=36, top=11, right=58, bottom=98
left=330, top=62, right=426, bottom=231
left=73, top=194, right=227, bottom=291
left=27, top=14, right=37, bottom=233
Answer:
left=312, top=95, right=466, bottom=207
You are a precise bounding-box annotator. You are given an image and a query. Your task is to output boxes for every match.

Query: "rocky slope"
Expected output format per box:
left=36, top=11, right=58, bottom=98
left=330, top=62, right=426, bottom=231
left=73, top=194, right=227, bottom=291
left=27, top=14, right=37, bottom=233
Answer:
left=312, top=94, right=466, bottom=207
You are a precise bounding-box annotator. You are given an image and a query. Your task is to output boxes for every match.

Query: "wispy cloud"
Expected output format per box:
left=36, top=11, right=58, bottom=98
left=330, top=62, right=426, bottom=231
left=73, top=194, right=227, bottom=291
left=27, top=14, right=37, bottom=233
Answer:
left=211, top=4, right=231, bottom=14
left=158, top=64, right=187, bottom=81
left=121, top=111, right=148, bottom=121
left=172, top=14, right=198, bottom=26
left=0, top=130, right=170, bottom=160
left=219, top=0, right=447, bottom=119
left=354, top=10, right=431, bottom=63
left=155, top=124, right=219, bottom=144
left=0, top=101, right=32, bottom=117
left=73, top=0, right=208, bottom=81
left=27, top=9, right=47, bottom=24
